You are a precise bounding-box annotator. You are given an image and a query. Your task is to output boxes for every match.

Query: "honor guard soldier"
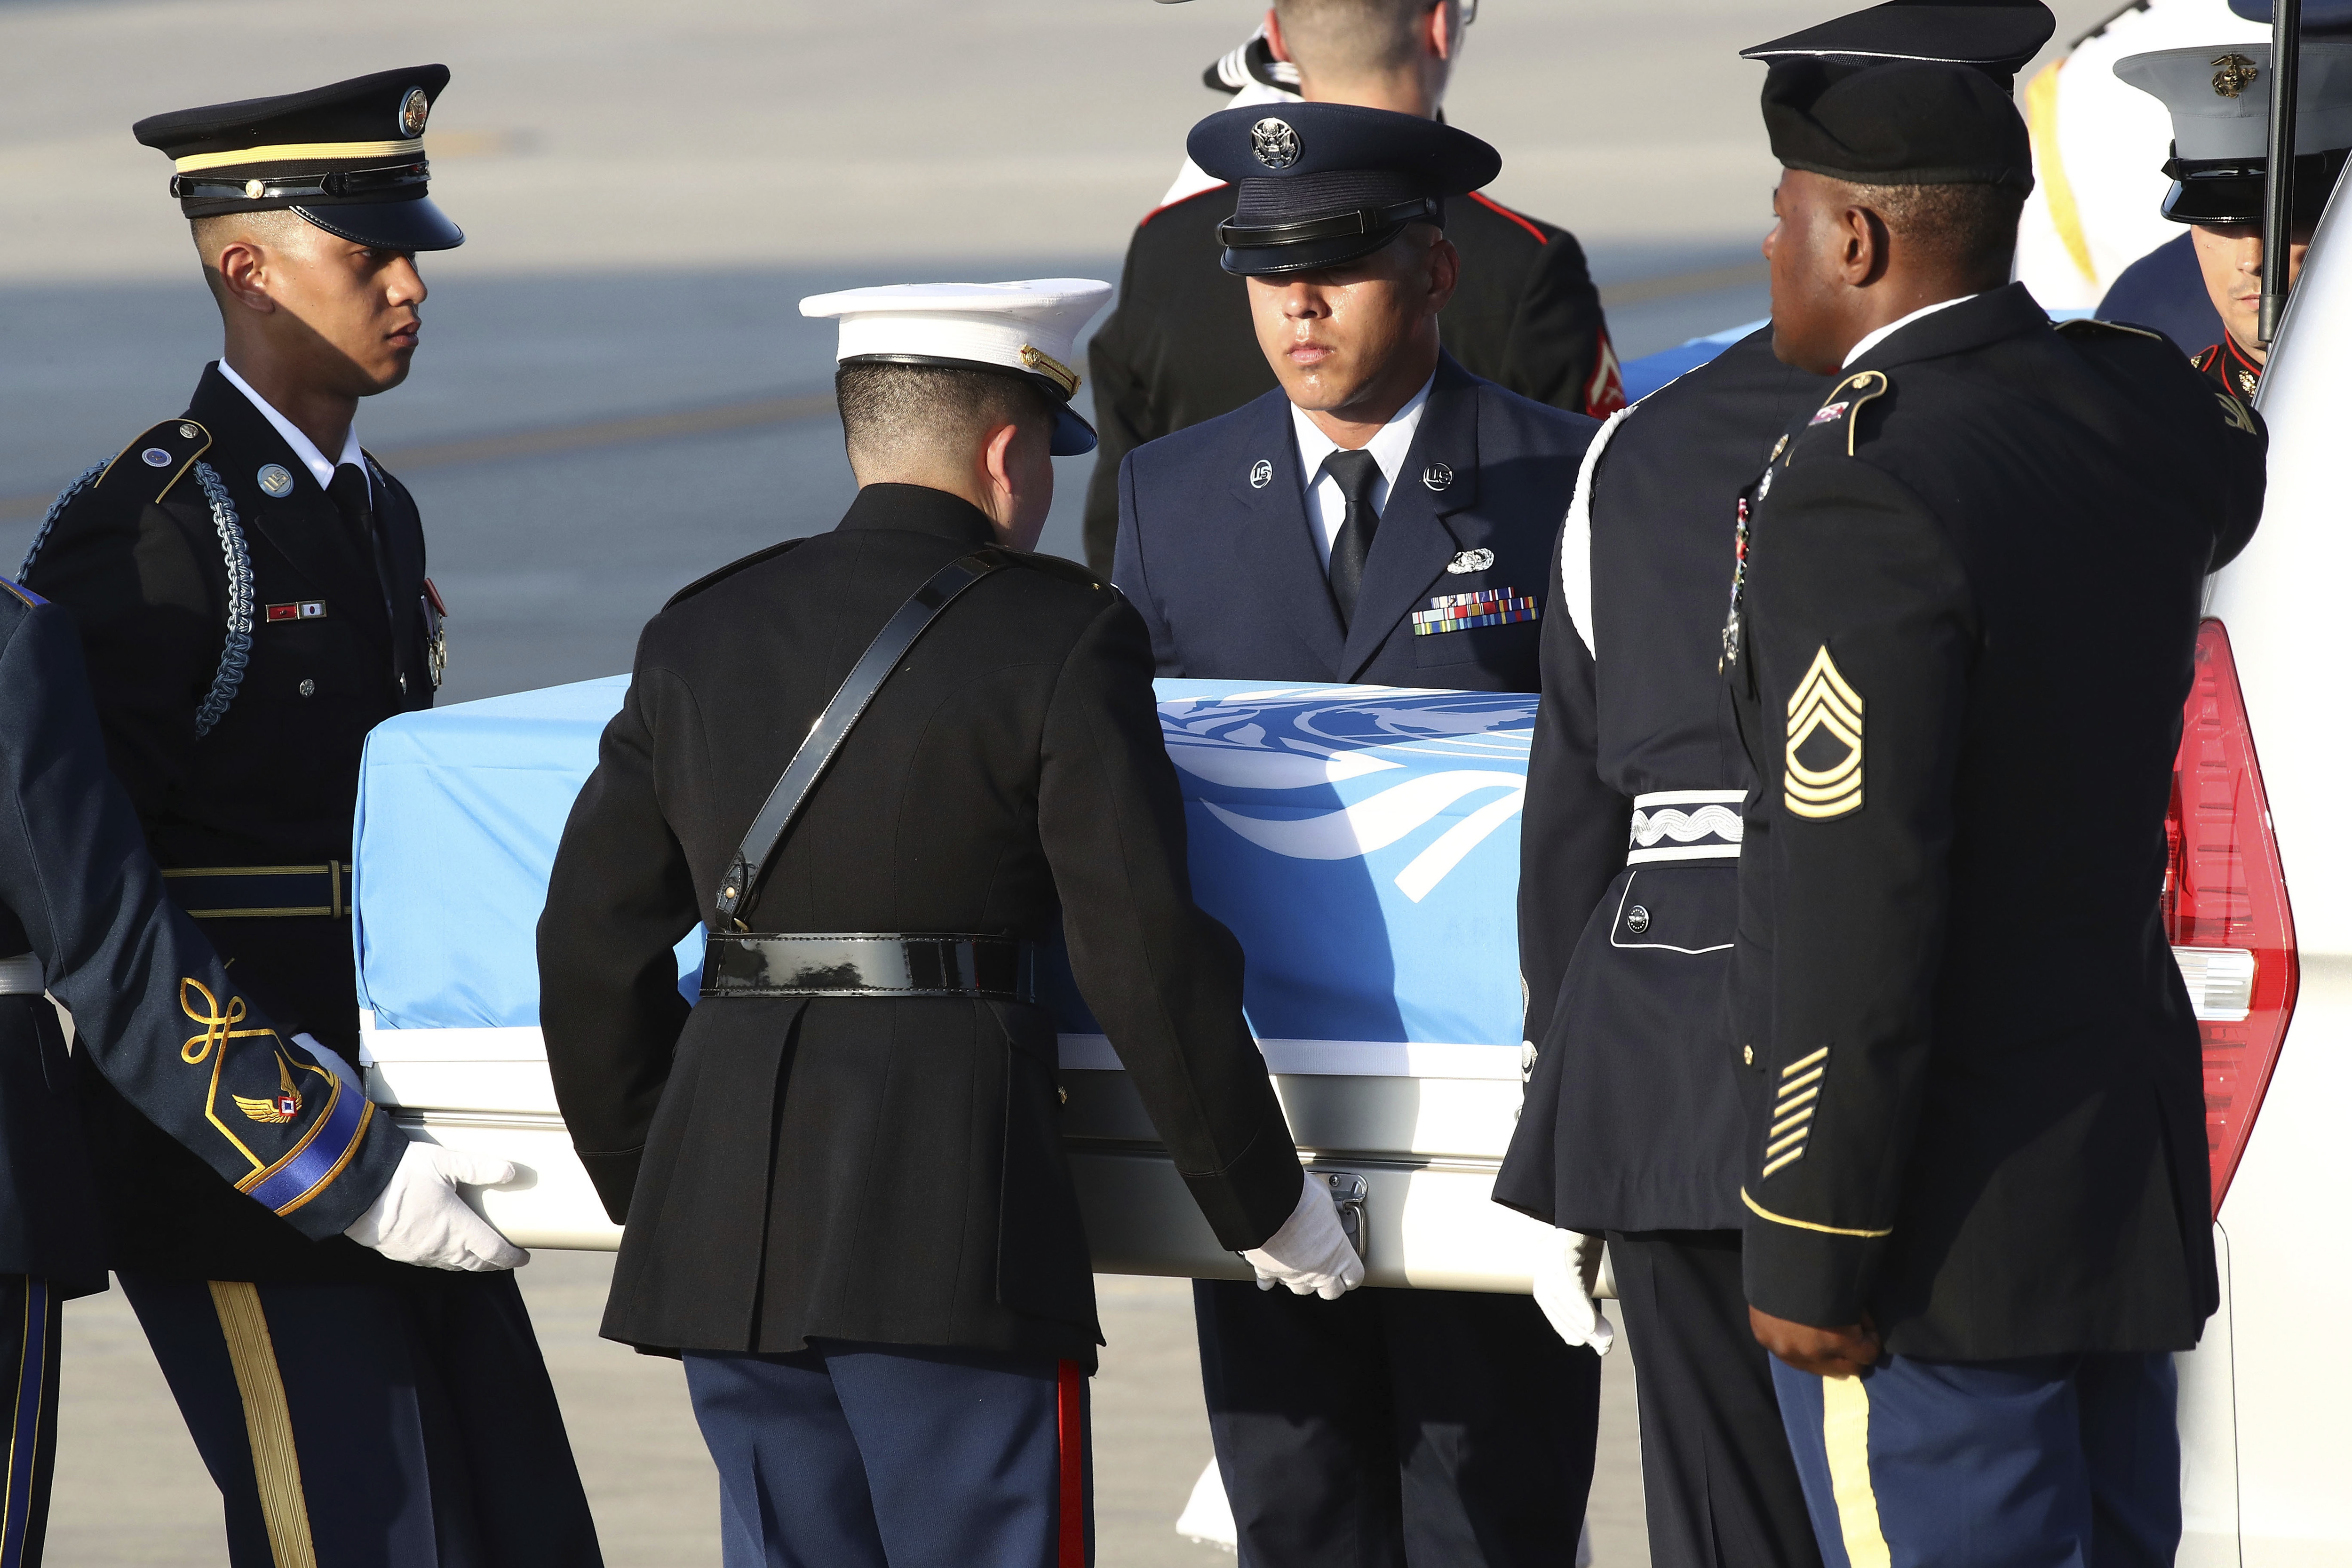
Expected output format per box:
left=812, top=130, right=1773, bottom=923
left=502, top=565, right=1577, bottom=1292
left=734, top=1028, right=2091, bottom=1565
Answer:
left=1722, top=57, right=2266, bottom=1565
left=22, top=69, right=599, bottom=1567
left=537, top=280, right=1359, bottom=1568
left=1081, top=0, right=1621, bottom=574
left=2117, top=35, right=2352, bottom=398
left=1115, top=104, right=1603, bottom=1568
left=1496, top=8, right=2055, bottom=1567
left=0, top=572, right=524, bottom=1564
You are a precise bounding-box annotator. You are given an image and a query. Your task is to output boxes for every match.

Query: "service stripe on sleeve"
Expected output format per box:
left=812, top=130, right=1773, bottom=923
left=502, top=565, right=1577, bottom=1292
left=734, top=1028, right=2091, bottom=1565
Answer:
left=235, top=1079, right=373, bottom=1216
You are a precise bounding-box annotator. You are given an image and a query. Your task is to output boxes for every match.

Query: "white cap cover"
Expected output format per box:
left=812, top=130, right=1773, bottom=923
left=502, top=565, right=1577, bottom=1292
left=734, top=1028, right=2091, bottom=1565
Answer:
left=2116, top=39, right=2352, bottom=160
left=799, top=279, right=1114, bottom=454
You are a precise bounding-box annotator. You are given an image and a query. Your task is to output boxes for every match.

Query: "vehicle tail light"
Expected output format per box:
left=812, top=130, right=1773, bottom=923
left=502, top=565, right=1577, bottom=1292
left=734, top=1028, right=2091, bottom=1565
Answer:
left=2163, top=618, right=2298, bottom=1210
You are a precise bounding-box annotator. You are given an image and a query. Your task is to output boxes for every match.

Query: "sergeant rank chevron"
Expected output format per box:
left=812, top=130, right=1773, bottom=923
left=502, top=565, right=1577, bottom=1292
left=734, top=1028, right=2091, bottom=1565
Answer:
left=1783, top=645, right=1863, bottom=820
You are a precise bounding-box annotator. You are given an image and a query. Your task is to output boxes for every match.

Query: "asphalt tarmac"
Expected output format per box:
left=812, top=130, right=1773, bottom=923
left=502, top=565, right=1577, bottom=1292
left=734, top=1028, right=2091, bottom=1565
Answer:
left=1, top=0, right=2112, bottom=1559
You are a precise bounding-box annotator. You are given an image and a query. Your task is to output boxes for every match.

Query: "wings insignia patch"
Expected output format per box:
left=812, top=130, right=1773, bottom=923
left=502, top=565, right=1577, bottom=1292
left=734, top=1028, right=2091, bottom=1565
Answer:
left=1784, top=645, right=1863, bottom=819
left=231, top=1052, right=304, bottom=1124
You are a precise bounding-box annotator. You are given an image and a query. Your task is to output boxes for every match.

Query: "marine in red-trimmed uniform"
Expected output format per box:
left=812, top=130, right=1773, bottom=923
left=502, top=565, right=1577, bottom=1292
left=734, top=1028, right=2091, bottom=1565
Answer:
left=1081, top=0, right=1620, bottom=573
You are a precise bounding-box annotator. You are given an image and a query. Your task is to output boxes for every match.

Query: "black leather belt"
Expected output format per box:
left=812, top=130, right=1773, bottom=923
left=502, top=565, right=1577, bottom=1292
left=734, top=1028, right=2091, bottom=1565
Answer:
left=701, top=933, right=1036, bottom=1002
left=161, top=864, right=353, bottom=919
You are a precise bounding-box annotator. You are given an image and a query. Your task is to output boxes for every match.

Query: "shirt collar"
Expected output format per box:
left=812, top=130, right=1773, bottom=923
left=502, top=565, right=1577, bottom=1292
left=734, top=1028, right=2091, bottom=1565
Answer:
left=1842, top=294, right=1980, bottom=369
left=1288, top=372, right=1436, bottom=491
left=216, top=358, right=366, bottom=494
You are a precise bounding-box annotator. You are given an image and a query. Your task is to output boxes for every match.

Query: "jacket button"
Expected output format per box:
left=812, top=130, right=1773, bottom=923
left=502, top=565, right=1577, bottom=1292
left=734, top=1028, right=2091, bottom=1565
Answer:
left=297, top=678, right=315, bottom=697
left=398, top=673, right=409, bottom=695
left=1743, top=1044, right=1755, bottom=1066
left=1625, top=905, right=1651, bottom=935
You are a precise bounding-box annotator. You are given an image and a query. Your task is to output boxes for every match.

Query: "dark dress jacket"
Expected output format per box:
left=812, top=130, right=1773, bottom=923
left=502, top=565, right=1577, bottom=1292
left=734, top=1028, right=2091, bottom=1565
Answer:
left=1112, top=353, right=1595, bottom=690
left=537, top=484, right=1304, bottom=1369
left=0, top=579, right=401, bottom=1290
left=1496, top=329, right=1828, bottom=1236
left=1081, top=183, right=1622, bottom=572
left=24, top=364, right=437, bottom=1282
left=1723, top=286, right=2267, bottom=1357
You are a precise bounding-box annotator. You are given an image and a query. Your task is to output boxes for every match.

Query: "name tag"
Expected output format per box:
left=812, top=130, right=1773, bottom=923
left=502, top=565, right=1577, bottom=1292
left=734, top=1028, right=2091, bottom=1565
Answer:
left=1411, top=587, right=1537, bottom=636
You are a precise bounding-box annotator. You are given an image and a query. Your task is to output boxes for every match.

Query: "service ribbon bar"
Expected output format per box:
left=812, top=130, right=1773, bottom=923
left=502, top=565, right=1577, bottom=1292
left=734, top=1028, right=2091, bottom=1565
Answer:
left=1410, top=586, right=1538, bottom=636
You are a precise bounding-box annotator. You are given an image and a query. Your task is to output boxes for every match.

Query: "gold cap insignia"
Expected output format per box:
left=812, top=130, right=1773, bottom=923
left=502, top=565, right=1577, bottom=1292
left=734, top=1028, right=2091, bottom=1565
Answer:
left=1784, top=645, right=1863, bottom=820
left=399, top=86, right=431, bottom=137
left=1018, top=344, right=1081, bottom=397
left=2212, top=54, right=2258, bottom=99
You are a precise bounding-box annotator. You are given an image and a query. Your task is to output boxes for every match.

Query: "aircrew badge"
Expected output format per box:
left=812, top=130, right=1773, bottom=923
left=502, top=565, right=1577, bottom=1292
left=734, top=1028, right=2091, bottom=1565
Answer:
left=1446, top=548, right=1494, bottom=574
left=1784, top=645, right=1863, bottom=819
left=2211, top=53, right=2258, bottom=99
left=1251, top=118, right=1302, bottom=169
left=233, top=1055, right=304, bottom=1124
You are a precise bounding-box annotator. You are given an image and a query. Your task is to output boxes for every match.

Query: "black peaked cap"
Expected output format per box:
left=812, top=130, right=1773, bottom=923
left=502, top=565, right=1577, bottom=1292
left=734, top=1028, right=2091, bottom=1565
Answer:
left=1743, top=1, right=2055, bottom=87
left=1764, top=59, right=2035, bottom=194
left=1186, top=102, right=1501, bottom=276
left=134, top=65, right=461, bottom=251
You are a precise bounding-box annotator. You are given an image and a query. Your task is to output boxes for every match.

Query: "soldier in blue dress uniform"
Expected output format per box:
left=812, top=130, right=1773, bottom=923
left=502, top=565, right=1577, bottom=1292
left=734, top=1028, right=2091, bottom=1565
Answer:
left=22, top=68, right=598, bottom=1567
left=0, top=569, right=518, bottom=1565
left=1114, top=102, right=1604, bottom=1568
left=1497, top=8, right=2058, bottom=1565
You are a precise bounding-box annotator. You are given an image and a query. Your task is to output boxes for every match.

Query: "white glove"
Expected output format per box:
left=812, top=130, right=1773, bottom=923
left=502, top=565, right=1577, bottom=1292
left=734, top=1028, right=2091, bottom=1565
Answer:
left=1241, top=1173, right=1365, bottom=1300
left=293, top=1032, right=361, bottom=1095
left=1531, top=1228, right=1615, bottom=1354
left=345, top=1142, right=529, bottom=1273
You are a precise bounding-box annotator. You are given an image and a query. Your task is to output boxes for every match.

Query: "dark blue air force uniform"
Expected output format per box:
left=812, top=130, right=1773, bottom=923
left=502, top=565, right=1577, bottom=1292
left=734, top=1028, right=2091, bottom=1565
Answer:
left=0, top=575, right=405, bottom=1567
left=1118, top=353, right=1605, bottom=1564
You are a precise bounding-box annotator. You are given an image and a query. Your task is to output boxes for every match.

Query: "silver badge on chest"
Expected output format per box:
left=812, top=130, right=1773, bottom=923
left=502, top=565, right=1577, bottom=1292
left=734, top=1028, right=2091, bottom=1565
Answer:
left=1446, top=549, right=1494, bottom=575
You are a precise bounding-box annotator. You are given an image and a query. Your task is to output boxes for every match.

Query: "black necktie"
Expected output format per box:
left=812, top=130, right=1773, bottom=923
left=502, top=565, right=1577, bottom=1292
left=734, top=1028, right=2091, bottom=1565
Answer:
left=326, top=462, right=394, bottom=629
left=1324, top=448, right=1382, bottom=629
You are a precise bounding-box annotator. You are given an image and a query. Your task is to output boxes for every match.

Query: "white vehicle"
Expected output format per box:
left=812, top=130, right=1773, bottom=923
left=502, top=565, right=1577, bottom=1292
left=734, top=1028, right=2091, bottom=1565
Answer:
left=2172, top=152, right=2352, bottom=1565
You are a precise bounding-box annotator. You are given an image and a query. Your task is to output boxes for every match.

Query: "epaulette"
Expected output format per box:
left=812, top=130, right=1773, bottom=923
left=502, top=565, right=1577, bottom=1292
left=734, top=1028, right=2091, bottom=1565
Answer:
left=2056, top=317, right=2171, bottom=348
left=0, top=577, right=44, bottom=610
left=664, top=537, right=810, bottom=610
left=1011, top=551, right=1111, bottom=594
left=1787, top=368, right=1891, bottom=462
left=94, top=418, right=214, bottom=507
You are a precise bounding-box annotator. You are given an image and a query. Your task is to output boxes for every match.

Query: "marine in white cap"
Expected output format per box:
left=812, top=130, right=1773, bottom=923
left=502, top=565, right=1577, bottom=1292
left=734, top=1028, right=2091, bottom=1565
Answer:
left=538, top=279, right=1358, bottom=1568
left=2118, top=34, right=2352, bottom=394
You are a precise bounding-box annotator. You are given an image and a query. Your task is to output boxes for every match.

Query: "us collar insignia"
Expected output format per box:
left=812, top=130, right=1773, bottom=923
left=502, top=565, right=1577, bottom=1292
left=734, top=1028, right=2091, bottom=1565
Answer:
left=1783, top=645, right=1863, bottom=820
left=257, top=463, right=295, bottom=498
left=1423, top=462, right=1454, bottom=492
left=1249, top=459, right=1273, bottom=489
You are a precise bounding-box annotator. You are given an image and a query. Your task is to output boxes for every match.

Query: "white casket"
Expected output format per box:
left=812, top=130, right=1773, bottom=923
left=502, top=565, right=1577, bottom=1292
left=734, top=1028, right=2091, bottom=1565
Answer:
left=352, top=677, right=1557, bottom=1289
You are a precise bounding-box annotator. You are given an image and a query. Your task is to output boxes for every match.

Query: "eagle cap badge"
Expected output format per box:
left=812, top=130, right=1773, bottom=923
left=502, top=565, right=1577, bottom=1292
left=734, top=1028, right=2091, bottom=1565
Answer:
left=1251, top=118, right=1302, bottom=169
left=399, top=86, right=431, bottom=136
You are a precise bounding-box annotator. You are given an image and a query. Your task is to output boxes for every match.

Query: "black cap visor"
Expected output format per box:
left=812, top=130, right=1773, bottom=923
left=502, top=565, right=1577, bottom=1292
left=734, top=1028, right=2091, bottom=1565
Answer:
left=839, top=353, right=1098, bottom=455
left=294, top=194, right=464, bottom=251
left=1217, top=196, right=1440, bottom=277
left=2160, top=151, right=2349, bottom=225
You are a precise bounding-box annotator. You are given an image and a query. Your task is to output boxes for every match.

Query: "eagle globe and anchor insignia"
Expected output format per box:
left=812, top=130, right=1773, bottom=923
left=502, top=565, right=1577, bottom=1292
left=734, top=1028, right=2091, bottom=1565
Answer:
left=1252, top=118, right=1302, bottom=169
left=2212, top=53, right=2258, bottom=99
left=1783, top=645, right=1863, bottom=820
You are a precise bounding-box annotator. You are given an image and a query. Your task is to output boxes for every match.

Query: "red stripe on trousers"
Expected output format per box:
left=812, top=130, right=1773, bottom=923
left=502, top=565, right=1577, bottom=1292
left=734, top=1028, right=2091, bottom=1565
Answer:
left=1057, top=1359, right=1086, bottom=1567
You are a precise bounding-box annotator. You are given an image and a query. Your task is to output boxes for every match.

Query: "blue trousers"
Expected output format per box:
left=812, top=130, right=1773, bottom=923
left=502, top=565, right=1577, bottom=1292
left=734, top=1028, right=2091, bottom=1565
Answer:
left=122, top=1269, right=601, bottom=1568
left=683, top=1340, right=1091, bottom=1568
left=1770, top=1351, right=2179, bottom=1568
left=0, top=1277, right=58, bottom=1568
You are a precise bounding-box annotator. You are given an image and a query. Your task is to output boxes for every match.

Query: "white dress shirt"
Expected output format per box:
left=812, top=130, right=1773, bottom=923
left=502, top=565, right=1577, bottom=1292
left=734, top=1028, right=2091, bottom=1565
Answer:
left=1289, top=373, right=1435, bottom=574
left=217, top=358, right=369, bottom=500
left=1842, top=293, right=1980, bottom=368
